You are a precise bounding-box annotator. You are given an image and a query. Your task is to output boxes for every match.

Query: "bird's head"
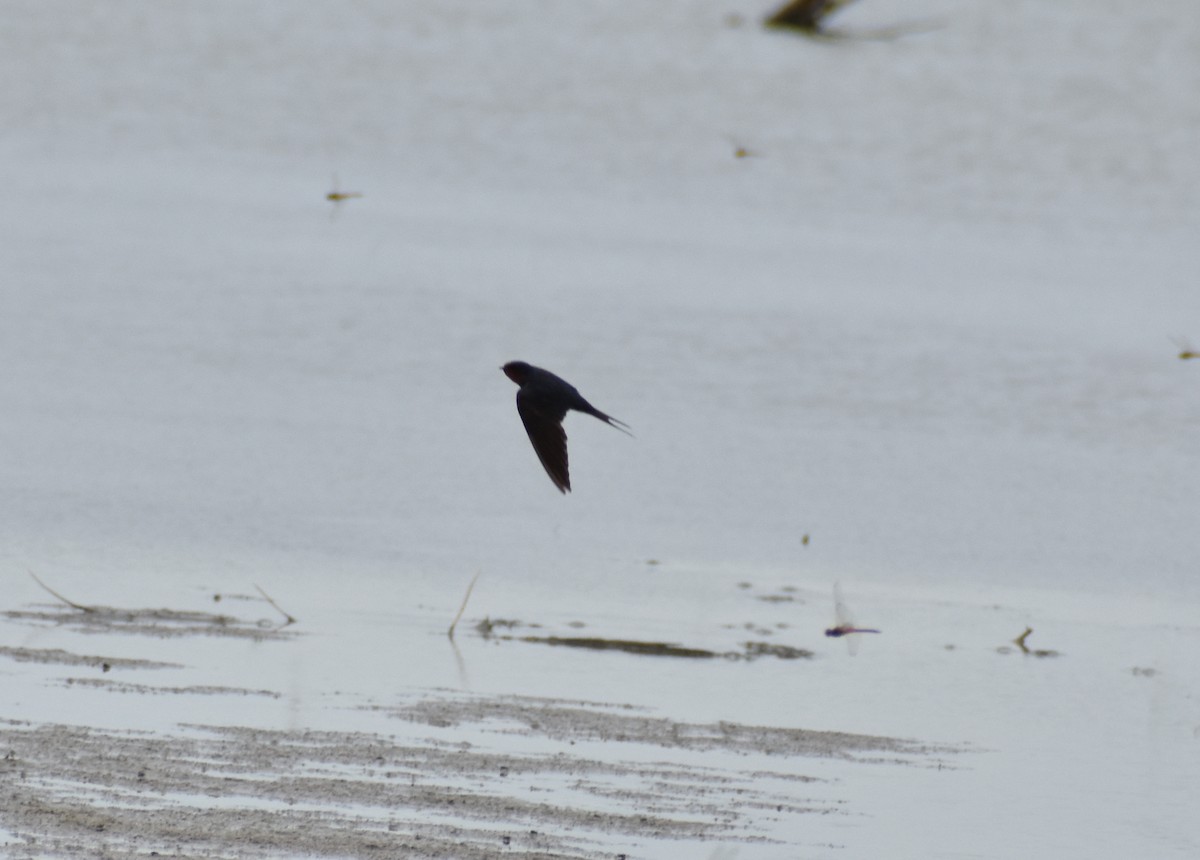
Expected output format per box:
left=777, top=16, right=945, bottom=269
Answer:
left=501, top=361, right=531, bottom=384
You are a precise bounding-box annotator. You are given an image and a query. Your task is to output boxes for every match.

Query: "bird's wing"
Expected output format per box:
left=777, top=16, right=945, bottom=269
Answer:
left=516, top=392, right=570, bottom=493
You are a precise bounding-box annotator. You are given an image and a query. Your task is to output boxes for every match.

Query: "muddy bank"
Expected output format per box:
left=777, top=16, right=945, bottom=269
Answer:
left=0, top=692, right=961, bottom=859
left=383, top=692, right=946, bottom=762
left=0, top=645, right=181, bottom=671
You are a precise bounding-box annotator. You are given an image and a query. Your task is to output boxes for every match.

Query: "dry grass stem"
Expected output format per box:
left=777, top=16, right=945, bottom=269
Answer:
left=28, top=571, right=95, bottom=613
left=254, top=584, right=297, bottom=627
left=448, top=570, right=481, bottom=640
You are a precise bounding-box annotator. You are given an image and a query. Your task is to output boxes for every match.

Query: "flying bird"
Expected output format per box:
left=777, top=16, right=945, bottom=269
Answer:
left=501, top=361, right=631, bottom=493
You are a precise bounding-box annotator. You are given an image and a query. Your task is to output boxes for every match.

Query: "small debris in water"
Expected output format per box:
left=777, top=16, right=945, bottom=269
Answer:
left=1011, top=626, right=1060, bottom=658
left=756, top=593, right=797, bottom=603
left=474, top=617, right=529, bottom=637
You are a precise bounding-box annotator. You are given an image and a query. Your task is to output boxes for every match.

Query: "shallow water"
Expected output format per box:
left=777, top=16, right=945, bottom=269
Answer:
left=3, top=0, right=1200, bottom=856
left=2, top=572, right=1194, bottom=857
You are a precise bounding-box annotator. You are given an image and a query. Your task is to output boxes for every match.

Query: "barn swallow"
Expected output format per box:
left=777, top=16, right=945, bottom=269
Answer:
left=502, top=361, right=631, bottom=493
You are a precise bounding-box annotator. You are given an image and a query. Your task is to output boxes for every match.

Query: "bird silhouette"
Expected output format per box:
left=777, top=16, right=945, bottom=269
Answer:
left=501, top=361, right=631, bottom=493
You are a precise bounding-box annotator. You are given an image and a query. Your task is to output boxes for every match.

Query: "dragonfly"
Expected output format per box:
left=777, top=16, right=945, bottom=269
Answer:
left=824, top=583, right=880, bottom=655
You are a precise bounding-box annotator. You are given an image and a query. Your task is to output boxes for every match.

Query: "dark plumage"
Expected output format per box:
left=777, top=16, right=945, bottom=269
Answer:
left=501, top=361, right=631, bottom=493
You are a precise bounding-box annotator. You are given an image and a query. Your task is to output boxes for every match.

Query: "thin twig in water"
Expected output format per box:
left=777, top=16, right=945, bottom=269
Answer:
left=254, top=584, right=297, bottom=627
left=448, top=571, right=481, bottom=640
left=28, top=571, right=95, bottom=613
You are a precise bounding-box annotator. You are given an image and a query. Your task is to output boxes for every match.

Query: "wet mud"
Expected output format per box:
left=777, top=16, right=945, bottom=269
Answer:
left=3, top=598, right=297, bottom=641
left=475, top=619, right=814, bottom=661
left=0, top=590, right=962, bottom=858
left=0, top=645, right=181, bottom=671
left=0, top=691, right=959, bottom=859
